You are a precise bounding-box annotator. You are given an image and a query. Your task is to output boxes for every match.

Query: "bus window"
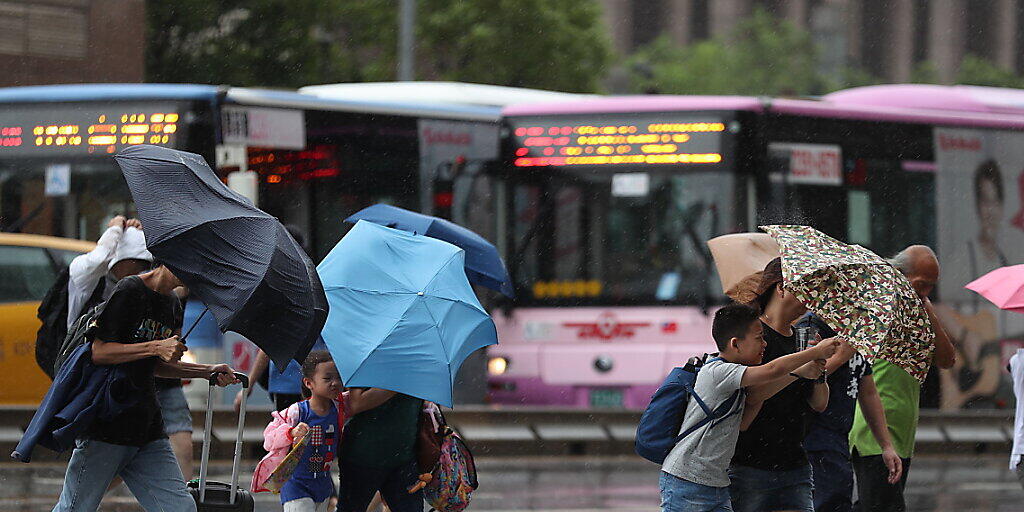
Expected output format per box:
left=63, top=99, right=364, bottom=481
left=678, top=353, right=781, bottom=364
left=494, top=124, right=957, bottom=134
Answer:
left=864, top=159, right=936, bottom=257
left=510, top=170, right=733, bottom=305
left=762, top=152, right=935, bottom=259
left=0, top=245, right=57, bottom=302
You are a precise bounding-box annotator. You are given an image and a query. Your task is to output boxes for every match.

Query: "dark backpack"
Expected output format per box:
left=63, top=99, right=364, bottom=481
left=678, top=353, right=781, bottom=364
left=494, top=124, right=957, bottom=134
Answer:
left=52, top=303, right=105, bottom=376
left=635, top=354, right=742, bottom=464
left=35, top=268, right=105, bottom=379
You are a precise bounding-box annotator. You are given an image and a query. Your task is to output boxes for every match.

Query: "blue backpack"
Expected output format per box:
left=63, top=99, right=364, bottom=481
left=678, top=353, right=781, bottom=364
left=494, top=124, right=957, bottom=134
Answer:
left=635, top=354, right=742, bottom=464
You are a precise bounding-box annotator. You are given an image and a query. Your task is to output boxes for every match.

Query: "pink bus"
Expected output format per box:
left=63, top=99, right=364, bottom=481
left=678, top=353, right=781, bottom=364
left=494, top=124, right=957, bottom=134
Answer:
left=486, top=85, right=1024, bottom=410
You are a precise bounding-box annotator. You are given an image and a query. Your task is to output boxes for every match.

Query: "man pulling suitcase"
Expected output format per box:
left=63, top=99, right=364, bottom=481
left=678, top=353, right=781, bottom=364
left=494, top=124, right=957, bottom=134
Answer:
left=50, top=264, right=241, bottom=512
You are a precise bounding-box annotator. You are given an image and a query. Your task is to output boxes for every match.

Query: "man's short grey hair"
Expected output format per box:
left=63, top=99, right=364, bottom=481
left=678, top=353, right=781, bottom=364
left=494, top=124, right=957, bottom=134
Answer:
left=889, top=246, right=937, bottom=275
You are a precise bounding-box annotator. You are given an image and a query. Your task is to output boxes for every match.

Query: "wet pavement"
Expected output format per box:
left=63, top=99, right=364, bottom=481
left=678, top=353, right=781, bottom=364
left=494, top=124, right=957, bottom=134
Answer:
left=2, top=454, right=1021, bottom=511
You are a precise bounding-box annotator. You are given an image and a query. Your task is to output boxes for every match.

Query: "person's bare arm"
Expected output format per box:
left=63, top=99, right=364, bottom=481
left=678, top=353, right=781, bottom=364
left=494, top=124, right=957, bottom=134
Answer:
left=744, top=359, right=823, bottom=404
left=91, top=336, right=184, bottom=365
left=742, top=339, right=838, bottom=401
left=234, top=350, right=270, bottom=411
left=347, top=388, right=398, bottom=415
left=807, top=381, right=829, bottom=412
left=155, top=361, right=238, bottom=386
left=925, top=299, right=956, bottom=369
left=857, top=375, right=903, bottom=484
left=247, top=351, right=270, bottom=394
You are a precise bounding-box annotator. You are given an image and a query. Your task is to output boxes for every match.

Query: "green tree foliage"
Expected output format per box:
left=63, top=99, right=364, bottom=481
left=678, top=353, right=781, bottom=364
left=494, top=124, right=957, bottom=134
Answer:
left=146, top=0, right=610, bottom=92
left=629, top=9, right=826, bottom=96
left=955, top=55, right=1024, bottom=88
left=418, top=0, right=610, bottom=92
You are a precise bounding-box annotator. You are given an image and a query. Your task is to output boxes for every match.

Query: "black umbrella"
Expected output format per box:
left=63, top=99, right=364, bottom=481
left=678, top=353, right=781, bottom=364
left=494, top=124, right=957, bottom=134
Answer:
left=114, top=145, right=328, bottom=368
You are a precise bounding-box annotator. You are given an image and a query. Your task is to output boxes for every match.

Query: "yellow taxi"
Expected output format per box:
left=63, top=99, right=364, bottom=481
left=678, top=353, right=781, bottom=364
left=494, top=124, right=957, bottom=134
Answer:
left=0, top=233, right=94, bottom=404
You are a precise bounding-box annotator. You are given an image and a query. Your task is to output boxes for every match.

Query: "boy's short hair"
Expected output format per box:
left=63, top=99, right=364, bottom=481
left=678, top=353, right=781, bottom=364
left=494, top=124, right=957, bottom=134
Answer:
left=712, top=303, right=760, bottom=351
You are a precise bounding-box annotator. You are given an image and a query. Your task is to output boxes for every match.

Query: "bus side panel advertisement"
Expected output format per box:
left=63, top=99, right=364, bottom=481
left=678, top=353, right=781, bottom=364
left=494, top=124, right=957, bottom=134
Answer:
left=935, top=127, right=1024, bottom=410
left=418, top=119, right=498, bottom=219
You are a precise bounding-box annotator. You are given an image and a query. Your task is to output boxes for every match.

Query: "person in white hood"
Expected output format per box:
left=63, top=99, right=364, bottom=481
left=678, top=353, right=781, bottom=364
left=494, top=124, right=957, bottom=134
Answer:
left=66, top=216, right=153, bottom=327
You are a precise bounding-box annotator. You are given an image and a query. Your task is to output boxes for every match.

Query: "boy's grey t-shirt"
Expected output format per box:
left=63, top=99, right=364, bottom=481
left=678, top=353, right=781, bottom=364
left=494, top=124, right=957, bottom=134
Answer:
left=662, top=359, right=747, bottom=488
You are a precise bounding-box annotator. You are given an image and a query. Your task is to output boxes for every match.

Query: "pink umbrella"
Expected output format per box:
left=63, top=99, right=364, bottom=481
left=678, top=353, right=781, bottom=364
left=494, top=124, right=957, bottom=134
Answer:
left=965, top=265, right=1024, bottom=313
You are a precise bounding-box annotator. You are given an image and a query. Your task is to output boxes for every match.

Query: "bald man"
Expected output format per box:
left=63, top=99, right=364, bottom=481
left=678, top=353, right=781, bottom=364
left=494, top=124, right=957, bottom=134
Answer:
left=848, top=245, right=956, bottom=512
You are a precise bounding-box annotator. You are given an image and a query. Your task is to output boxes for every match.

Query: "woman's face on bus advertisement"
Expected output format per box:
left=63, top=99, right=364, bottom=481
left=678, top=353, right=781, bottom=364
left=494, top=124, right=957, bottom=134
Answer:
left=977, top=178, right=1003, bottom=238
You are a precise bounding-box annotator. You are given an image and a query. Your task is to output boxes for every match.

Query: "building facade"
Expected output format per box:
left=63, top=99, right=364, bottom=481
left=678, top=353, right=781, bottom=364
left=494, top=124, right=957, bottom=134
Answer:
left=600, top=0, right=1024, bottom=85
left=0, top=0, right=145, bottom=87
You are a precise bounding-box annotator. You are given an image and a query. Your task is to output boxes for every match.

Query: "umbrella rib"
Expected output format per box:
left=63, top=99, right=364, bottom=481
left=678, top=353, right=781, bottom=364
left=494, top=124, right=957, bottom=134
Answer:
left=418, top=296, right=454, bottom=380
left=422, top=252, right=466, bottom=292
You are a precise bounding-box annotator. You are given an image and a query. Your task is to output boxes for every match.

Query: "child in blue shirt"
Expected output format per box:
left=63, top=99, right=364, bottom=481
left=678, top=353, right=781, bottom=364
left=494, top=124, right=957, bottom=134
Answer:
left=255, top=351, right=343, bottom=512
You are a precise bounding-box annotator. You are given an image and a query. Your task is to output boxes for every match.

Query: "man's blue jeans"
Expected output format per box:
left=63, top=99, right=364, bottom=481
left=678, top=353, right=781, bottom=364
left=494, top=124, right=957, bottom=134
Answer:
left=660, top=472, right=733, bottom=512
left=52, top=437, right=195, bottom=512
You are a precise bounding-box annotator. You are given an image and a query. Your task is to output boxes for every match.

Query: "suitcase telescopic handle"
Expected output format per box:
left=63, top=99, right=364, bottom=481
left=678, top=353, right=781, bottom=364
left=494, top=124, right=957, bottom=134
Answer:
left=208, top=371, right=250, bottom=388
left=198, top=371, right=249, bottom=505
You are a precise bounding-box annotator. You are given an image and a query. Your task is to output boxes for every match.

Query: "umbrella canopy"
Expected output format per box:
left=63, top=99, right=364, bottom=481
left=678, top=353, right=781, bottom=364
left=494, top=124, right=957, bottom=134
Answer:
left=318, top=221, right=498, bottom=407
left=345, top=203, right=514, bottom=298
left=966, top=265, right=1024, bottom=313
left=114, top=145, right=328, bottom=369
left=707, top=233, right=781, bottom=297
left=761, top=225, right=935, bottom=381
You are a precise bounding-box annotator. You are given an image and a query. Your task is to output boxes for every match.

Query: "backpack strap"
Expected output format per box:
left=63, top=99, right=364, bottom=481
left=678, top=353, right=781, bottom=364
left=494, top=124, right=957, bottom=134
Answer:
left=672, top=387, right=742, bottom=446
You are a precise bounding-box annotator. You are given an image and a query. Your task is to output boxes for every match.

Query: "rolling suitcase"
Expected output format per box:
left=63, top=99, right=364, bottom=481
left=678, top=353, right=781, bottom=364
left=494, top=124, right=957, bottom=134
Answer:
left=187, top=372, right=255, bottom=511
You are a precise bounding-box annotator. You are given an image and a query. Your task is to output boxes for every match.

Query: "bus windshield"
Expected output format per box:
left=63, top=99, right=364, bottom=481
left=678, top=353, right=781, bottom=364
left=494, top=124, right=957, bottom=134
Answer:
left=509, top=168, right=737, bottom=306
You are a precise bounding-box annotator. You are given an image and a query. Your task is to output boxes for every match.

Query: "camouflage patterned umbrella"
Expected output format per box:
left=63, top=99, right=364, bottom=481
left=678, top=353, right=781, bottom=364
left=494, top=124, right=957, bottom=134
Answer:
left=760, top=225, right=934, bottom=381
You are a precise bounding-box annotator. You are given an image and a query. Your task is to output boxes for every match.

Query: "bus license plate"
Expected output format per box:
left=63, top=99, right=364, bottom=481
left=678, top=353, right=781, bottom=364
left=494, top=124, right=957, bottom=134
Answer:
left=590, top=388, right=623, bottom=408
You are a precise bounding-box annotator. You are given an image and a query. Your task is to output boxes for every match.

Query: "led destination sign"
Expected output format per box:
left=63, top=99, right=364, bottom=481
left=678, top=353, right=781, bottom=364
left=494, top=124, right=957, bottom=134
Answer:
left=0, top=103, right=184, bottom=156
left=510, top=116, right=726, bottom=168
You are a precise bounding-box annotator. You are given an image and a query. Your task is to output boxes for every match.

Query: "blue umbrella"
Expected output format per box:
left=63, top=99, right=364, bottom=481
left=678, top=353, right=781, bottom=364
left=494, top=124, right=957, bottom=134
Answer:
left=318, top=221, right=498, bottom=407
left=345, top=204, right=514, bottom=298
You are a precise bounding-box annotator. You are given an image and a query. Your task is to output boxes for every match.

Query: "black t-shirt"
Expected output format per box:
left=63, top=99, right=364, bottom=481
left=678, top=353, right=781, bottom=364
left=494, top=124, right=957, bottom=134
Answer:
left=87, top=276, right=182, bottom=446
left=731, top=322, right=815, bottom=471
left=799, top=313, right=872, bottom=453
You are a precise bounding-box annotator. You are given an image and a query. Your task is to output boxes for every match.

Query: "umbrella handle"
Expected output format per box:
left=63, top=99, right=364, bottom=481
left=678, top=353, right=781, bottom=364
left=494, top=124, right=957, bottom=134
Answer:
left=181, top=306, right=210, bottom=343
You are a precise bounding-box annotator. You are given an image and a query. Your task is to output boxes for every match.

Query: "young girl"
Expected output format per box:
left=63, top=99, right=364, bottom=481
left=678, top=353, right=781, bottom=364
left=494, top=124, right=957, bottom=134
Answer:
left=252, top=351, right=344, bottom=512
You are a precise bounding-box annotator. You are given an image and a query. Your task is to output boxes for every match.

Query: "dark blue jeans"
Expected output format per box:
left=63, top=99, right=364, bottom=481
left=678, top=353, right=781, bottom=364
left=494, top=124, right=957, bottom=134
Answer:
left=337, top=460, right=423, bottom=512
left=728, top=464, right=814, bottom=512
left=808, top=450, right=853, bottom=512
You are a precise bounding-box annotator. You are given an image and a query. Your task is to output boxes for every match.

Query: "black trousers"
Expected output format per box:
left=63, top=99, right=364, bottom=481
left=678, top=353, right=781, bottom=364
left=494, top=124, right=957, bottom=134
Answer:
left=338, top=460, right=423, bottom=512
left=851, top=449, right=912, bottom=512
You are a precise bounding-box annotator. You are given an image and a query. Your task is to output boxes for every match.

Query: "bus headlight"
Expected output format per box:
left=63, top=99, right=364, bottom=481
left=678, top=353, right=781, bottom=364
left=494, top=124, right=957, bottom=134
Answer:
left=488, top=356, right=509, bottom=375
